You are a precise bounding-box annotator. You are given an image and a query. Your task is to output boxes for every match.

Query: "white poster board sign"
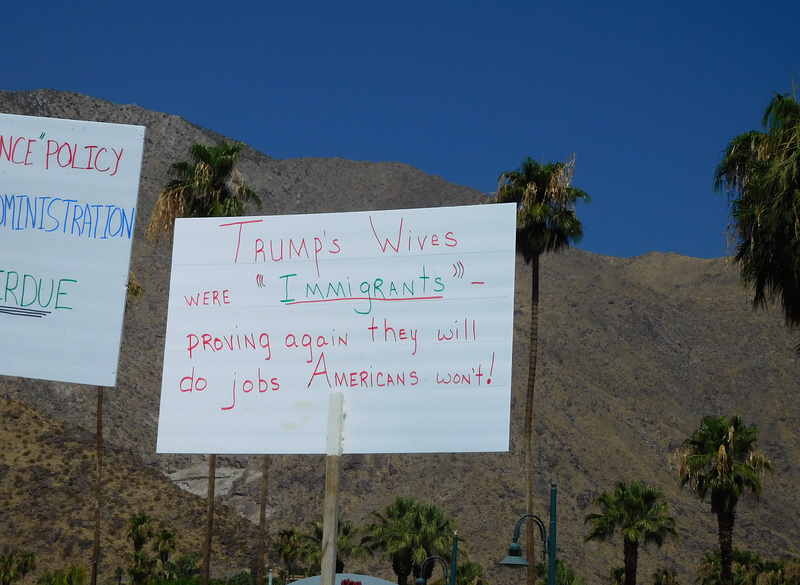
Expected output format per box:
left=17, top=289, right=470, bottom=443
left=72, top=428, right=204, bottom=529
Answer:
left=156, top=204, right=516, bottom=454
left=0, top=113, right=144, bottom=386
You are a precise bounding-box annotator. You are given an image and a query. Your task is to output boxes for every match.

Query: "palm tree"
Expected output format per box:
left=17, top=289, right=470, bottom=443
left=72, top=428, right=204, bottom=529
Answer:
left=535, top=559, right=585, bottom=585
left=695, top=549, right=765, bottom=585
left=364, top=495, right=418, bottom=585
left=15, top=553, right=34, bottom=585
left=273, top=528, right=304, bottom=585
left=123, top=515, right=155, bottom=585
left=300, top=520, right=325, bottom=576
left=35, top=572, right=56, bottom=585
left=127, top=553, right=156, bottom=585
left=0, top=553, right=17, bottom=585
left=62, top=565, right=87, bottom=585
left=147, top=142, right=259, bottom=585
left=493, top=155, right=589, bottom=583
left=673, top=415, right=772, bottom=585
left=608, top=567, right=625, bottom=585
left=301, top=516, right=368, bottom=574
left=651, top=567, right=681, bottom=585
left=584, top=480, right=677, bottom=585
left=125, top=512, right=154, bottom=554
left=171, top=552, right=201, bottom=580
left=363, top=496, right=456, bottom=585
left=456, top=560, right=487, bottom=585
left=146, top=140, right=260, bottom=243
left=152, top=528, right=177, bottom=580
left=714, top=91, right=800, bottom=337
left=408, top=503, right=456, bottom=579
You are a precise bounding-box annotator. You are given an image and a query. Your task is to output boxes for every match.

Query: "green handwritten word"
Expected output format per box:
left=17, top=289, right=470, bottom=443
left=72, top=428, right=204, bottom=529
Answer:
left=279, top=265, right=445, bottom=315
left=0, top=269, right=77, bottom=310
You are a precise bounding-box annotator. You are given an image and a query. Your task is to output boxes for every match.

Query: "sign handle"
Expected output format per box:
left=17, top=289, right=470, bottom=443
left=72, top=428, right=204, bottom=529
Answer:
left=321, top=392, right=346, bottom=585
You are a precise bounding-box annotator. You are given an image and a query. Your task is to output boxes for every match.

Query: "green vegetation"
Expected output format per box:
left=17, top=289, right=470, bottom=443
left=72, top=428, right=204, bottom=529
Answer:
left=126, top=513, right=155, bottom=555
left=584, top=481, right=677, bottom=585
left=695, top=549, right=800, bottom=585
left=0, top=413, right=793, bottom=585
left=673, top=415, right=772, bottom=585
left=651, top=567, right=680, bottom=585
left=362, top=495, right=457, bottom=585
left=119, top=513, right=200, bottom=585
left=146, top=140, right=260, bottom=244
left=535, top=559, right=584, bottom=585
left=456, top=559, right=488, bottom=585
left=1, top=551, right=36, bottom=585
left=153, top=529, right=178, bottom=581
left=715, top=91, right=800, bottom=338
left=36, top=565, right=85, bottom=585
left=492, top=155, right=589, bottom=584
left=299, top=516, right=368, bottom=575
left=271, top=529, right=302, bottom=585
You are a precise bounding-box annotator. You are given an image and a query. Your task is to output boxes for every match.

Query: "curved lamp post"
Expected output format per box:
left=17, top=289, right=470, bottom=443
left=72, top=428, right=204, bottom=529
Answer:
left=416, top=532, right=458, bottom=585
left=500, top=482, right=557, bottom=585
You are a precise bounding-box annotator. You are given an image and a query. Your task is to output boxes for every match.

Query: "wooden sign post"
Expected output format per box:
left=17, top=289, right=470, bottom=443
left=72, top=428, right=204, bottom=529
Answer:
left=321, top=392, right=345, bottom=585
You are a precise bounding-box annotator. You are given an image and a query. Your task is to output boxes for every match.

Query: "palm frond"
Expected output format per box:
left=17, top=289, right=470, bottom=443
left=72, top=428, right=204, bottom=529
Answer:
left=146, top=141, right=260, bottom=244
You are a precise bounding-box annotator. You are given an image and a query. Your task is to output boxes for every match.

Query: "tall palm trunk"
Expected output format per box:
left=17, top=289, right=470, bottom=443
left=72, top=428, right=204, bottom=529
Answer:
left=717, top=506, right=736, bottom=585
left=392, top=555, right=412, bottom=585
left=623, top=538, right=638, bottom=585
left=525, top=254, right=540, bottom=585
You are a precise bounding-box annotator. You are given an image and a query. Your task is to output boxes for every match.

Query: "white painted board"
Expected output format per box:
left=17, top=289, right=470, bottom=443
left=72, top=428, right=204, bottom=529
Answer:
left=0, top=113, right=144, bottom=386
left=156, top=203, right=516, bottom=454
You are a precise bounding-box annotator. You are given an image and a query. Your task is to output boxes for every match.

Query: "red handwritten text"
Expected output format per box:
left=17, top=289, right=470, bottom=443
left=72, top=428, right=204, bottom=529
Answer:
left=222, top=369, right=280, bottom=410
left=184, top=289, right=230, bottom=306
left=369, top=216, right=457, bottom=253
left=0, top=136, right=36, bottom=165
left=306, top=353, right=418, bottom=388
left=367, top=317, right=418, bottom=355
left=45, top=140, right=124, bottom=176
left=186, top=331, right=272, bottom=360
left=284, top=330, right=348, bottom=364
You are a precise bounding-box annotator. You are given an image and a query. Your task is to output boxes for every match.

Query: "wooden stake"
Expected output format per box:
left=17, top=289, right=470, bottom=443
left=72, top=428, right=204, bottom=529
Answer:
left=256, top=454, right=270, bottom=585
left=321, top=393, right=345, bottom=585
left=91, top=386, right=103, bottom=585
left=202, top=454, right=217, bottom=585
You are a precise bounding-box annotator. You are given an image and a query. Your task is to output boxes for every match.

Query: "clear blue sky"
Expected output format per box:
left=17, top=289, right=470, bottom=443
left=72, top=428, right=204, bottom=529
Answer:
left=4, top=1, right=799, bottom=258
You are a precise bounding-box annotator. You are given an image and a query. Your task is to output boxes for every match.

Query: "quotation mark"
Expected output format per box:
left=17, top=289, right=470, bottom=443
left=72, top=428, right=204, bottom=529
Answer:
left=255, top=274, right=265, bottom=288
left=453, top=261, right=465, bottom=278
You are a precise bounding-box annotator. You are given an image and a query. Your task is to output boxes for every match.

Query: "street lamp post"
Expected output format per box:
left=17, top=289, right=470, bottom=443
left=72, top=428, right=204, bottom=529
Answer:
left=416, top=531, right=458, bottom=585
left=500, top=482, right=557, bottom=585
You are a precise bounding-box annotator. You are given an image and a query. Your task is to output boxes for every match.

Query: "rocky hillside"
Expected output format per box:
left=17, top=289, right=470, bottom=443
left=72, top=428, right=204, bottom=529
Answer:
left=0, top=396, right=260, bottom=577
left=1, top=90, right=799, bottom=585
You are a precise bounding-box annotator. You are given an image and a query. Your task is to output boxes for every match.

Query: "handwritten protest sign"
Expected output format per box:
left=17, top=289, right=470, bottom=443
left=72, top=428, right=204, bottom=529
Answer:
left=0, top=113, right=144, bottom=386
left=156, top=204, right=516, bottom=454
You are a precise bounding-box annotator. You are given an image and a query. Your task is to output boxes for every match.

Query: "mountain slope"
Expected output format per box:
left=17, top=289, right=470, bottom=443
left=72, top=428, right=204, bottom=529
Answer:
left=0, top=396, right=260, bottom=577
left=1, top=90, right=798, bottom=584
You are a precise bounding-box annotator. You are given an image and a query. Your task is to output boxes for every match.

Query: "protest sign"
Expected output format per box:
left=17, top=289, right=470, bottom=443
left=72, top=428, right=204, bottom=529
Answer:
left=156, top=203, right=516, bottom=454
left=0, top=113, right=144, bottom=386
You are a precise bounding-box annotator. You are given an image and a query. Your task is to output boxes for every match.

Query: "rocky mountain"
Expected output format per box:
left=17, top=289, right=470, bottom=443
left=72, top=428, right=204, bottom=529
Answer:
left=1, top=89, right=799, bottom=585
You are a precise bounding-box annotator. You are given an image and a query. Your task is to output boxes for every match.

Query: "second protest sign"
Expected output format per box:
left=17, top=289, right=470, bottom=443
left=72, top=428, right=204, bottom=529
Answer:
left=156, top=203, right=516, bottom=455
